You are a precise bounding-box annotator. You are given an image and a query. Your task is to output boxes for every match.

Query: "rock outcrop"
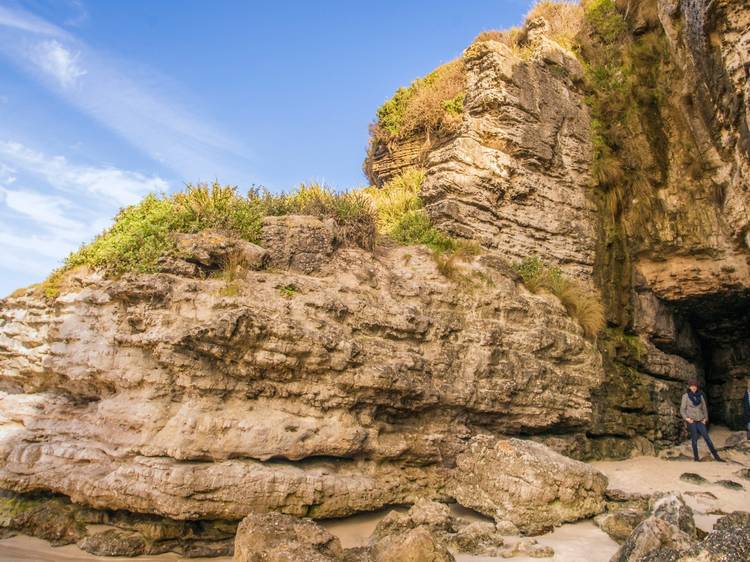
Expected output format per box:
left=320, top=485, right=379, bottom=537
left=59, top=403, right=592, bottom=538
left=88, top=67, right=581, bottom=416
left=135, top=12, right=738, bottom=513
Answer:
left=0, top=221, right=606, bottom=529
left=365, top=0, right=750, bottom=447
left=449, top=437, right=607, bottom=535
left=0, top=491, right=236, bottom=557
left=233, top=512, right=344, bottom=562
left=421, top=36, right=598, bottom=284
left=611, top=491, right=750, bottom=562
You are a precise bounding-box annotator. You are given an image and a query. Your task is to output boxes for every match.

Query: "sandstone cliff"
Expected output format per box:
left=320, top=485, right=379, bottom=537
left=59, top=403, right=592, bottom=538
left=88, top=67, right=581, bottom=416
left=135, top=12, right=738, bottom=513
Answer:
left=364, top=0, right=750, bottom=448
left=0, top=222, right=603, bottom=523
left=1, top=0, right=749, bottom=557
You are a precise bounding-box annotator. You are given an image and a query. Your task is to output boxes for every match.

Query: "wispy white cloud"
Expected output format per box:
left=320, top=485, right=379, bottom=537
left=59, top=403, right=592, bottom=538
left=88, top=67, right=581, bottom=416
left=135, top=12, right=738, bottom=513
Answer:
left=32, top=39, right=86, bottom=87
left=0, top=4, right=251, bottom=182
left=0, top=139, right=170, bottom=290
left=0, top=230, right=77, bottom=276
left=0, top=4, right=64, bottom=37
left=0, top=186, right=82, bottom=230
left=0, top=162, right=15, bottom=183
left=0, top=141, right=168, bottom=206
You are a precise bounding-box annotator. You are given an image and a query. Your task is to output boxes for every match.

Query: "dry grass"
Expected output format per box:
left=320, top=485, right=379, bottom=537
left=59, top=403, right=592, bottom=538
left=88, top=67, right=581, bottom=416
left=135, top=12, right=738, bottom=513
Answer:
left=363, top=168, right=425, bottom=234
left=513, top=256, right=605, bottom=338
left=474, top=28, right=522, bottom=49
left=218, top=251, right=247, bottom=284
left=527, top=1, right=584, bottom=50
left=472, top=1, right=583, bottom=54
left=371, top=59, right=465, bottom=145
left=8, top=287, right=27, bottom=299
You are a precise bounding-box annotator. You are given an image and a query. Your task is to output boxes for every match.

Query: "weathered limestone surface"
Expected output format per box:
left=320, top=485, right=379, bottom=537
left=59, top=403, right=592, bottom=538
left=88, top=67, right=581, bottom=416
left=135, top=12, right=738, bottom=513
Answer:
left=448, top=437, right=608, bottom=535
left=0, top=222, right=605, bottom=524
left=421, top=37, right=598, bottom=283
left=232, top=512, right=343, bottom=562
left=611, top=491, right=750, bottom=562
left=365, top=135, right=435, bottom=188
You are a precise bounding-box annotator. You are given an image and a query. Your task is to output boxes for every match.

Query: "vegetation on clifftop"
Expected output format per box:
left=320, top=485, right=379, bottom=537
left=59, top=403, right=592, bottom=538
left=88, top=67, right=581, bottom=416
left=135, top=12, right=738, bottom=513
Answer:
left=63, top=182, right=376, bottom=276
left=45, top=169, right=471, bottom=288
left=368, top=59, right=465, bottom=148
left=473, top=1, right=583, bottom=57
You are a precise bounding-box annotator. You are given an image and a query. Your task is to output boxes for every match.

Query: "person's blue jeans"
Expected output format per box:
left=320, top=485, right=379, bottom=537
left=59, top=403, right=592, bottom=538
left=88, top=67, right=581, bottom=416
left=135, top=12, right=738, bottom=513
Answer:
left=688, top=422, right=718, bottom=460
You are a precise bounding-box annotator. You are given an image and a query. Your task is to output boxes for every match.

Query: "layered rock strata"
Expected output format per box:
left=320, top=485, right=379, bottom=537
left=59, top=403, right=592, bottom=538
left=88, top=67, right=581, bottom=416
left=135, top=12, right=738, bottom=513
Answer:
left=365, top=0, right=750, bottom=441
left=0, top=222, right=606, bottom=529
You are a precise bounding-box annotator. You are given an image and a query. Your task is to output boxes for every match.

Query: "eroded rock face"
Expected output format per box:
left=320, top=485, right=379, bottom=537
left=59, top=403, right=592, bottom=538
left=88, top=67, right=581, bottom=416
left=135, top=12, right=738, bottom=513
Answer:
left=0, top=227, right=604, bottom=522
left=421, top=38, right=598, bottom=283
left=371, top=500, right=505, bottom=557
left=448, top=437, right=608, bottom=535
left=233, top=512, right=343, bottom=562
left=612, top=491, right=750, bottom=562
left=0, top=490, right=237, bottom=557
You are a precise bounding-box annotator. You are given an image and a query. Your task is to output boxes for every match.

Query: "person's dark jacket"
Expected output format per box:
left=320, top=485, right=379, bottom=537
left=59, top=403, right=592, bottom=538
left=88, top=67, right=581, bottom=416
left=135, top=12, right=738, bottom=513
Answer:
left=744, top=389, right=750, bottom=424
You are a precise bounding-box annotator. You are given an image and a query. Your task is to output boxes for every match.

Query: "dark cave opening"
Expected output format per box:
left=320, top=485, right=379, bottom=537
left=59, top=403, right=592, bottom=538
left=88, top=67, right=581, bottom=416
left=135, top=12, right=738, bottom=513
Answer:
left=678, top=290, right=750, bottom=430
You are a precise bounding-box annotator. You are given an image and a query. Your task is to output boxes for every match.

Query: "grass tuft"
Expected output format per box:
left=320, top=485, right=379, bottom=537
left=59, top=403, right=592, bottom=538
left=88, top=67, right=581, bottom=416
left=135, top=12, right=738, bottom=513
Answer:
left=513, top=256, right=605, bottom=338
left=57, top=181, right=377, bottom=281
left=279, top=284, right=299, bottom=298
left=364, top=168, right=479, bottom=256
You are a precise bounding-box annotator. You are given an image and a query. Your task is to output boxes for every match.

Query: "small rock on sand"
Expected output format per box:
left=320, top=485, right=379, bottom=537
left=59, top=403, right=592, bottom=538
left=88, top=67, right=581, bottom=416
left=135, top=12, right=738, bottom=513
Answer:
left=679, top=472, right=707, bottom=484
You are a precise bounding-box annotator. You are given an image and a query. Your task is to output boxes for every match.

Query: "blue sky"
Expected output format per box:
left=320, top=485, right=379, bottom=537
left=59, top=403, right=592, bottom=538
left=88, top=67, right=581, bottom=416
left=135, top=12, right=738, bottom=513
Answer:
left=0, top=0, right=532, bottom=296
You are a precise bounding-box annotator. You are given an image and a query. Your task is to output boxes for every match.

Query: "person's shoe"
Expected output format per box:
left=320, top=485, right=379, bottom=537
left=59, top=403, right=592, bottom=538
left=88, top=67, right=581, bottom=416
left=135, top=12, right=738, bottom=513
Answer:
left=713, top=456, right=725, bottom=462
left=693, top=458, right=701, bottom=462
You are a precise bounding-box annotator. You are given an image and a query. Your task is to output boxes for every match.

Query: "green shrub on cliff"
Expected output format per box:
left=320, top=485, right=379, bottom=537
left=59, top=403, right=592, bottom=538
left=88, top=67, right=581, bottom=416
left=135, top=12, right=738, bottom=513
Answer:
left=363, top=168, right=475, bottom=255
left=370, top=59, right=465, bottom=145
left=63, top=181, right=377, bottom=276
left=66, top=183, right=264, bottom=274
left=580, top=0, right=670, bottom=232
left=513, top=256, right=605, bottom=338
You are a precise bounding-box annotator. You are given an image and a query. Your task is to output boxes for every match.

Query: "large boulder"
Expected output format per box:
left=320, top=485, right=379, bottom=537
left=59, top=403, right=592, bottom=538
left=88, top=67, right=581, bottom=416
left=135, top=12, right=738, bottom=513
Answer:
left=447, top=437, right=608, bottom=534
left=233, top=512, right=344, bottom=562
left=612, top=517, right=695, bottom=562
left=166, top=229, right=269, bottom=275
left=370, top=500, right=504, bottom=557
left=609, top=494, right=750, bottom=562
left=260, top=215, right=337, bottom=273
left=368, top=527, right=454, bottom=562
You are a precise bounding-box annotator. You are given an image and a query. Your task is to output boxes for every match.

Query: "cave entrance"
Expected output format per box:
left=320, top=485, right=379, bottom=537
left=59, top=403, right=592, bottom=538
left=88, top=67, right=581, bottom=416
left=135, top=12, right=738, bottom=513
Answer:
left=678, top=290, right=750, bottom=430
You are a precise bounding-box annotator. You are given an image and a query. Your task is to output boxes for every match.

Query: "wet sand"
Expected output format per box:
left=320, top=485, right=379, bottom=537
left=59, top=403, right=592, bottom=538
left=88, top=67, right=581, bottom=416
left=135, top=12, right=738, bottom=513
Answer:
left=1, top=431, right=747, bottom=562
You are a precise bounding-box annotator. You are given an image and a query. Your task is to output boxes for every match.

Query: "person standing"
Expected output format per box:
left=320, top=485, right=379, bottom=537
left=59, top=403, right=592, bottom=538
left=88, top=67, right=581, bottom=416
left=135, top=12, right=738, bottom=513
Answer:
left=680, top=379, right=724, bottom=462
left=744, top=379, right=750, bottom=440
